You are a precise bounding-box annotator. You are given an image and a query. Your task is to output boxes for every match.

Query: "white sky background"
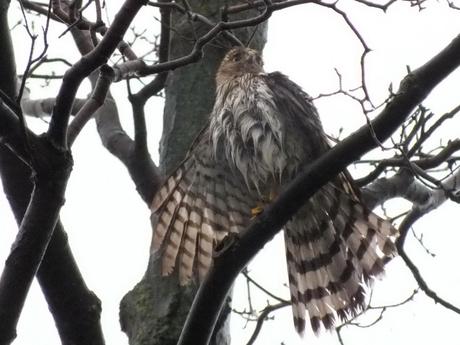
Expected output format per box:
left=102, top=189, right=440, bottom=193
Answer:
left=1, top=1, right=460, bottom=345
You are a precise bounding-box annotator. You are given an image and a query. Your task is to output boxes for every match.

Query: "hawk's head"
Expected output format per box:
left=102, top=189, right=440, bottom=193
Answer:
left=216, top=47, right=264, bottom=86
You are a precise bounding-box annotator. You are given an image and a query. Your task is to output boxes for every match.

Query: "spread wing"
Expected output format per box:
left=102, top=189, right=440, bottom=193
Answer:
left=264, top=71, right=398, bottom=333
left=150, top=127, right=257, bottom=285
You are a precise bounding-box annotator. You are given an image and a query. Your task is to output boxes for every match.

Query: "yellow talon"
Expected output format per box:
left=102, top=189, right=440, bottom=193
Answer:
left=251, top=205, right=264, bottom=218
left=251, top=190, right=278, bottom=219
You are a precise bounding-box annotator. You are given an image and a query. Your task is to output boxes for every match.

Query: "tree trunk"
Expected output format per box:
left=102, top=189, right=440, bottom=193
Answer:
left=119, top=2, right=267, bottom=344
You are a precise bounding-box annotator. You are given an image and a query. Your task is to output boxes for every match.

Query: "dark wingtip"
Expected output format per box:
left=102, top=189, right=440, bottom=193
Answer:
left=321, top=313, right=335, bottom=330
left=294, top=316, right=306, bottom=335
left=309, top=313, right=336, bottom=334
left=310, top=316, right=321, bottom=334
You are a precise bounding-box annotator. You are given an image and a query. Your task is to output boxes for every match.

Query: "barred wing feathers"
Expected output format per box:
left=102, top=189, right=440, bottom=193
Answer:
left=265, top=72, right=398, bottom=333
left=285, top=177, right=397, bottom=333
left=151, top=129, right=257, bottom=285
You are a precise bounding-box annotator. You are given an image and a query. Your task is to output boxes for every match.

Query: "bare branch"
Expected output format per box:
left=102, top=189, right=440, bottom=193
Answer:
left=357, top=137, right=460, bottom=188
left=0, top=104, right=73, bottom=344
left=245, top=301, right=290, bottom=345
left=362, top=141, right=460, bottom=210
left=140, top=0, right=273, bottom=75
left=353, top=0, right=397, bottom=11
left=47, top=0, right=147, bottom=149
left=69, top=23, right=161, bottom=204
left=0, top=95, right=36, bottom=164
left=129, top=0, right=171, bottom=164
left=408, top=104, right=460, bottom=156
left=21, top=94, right=87, bottom=119
left=67, top=65, right=114, bottom=145
left=337, top=289, right=418, bottom=344
left=316, top=1, right=374, bottom=106
left=378, top=163, right=460, bottom=317
left=396, top=211, right=460, bottom=315
left=242, top=271, right=289, bottom=304
left=148, top=1, right=243, bottom=46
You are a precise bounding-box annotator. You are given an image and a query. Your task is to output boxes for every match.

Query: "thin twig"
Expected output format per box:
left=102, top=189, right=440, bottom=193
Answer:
left=142, top=0, right=273, bottom=76
left=396, top=210, right=460, bottom=315
left=242, top=271, right=289, bottom=304
left=245, top=302, right=290, bottom=345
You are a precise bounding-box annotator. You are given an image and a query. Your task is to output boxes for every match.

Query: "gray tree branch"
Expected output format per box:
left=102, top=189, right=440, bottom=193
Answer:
left=47, top=0, right=147, bottom=149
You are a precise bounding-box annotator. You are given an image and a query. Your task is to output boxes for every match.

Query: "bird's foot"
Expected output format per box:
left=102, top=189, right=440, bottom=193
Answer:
left=251, top=205, right=264, bottom=218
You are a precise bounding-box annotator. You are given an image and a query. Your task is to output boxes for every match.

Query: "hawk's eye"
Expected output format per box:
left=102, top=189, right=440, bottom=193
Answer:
left=232, top=52, right=242, bottom=62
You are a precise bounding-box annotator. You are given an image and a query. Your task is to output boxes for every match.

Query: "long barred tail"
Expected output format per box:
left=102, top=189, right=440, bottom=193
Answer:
left=284, top=180, right=397, bottom=334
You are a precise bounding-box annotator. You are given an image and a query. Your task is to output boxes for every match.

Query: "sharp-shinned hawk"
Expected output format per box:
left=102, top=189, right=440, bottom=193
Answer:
left=150, top=47, right=397, bottom=334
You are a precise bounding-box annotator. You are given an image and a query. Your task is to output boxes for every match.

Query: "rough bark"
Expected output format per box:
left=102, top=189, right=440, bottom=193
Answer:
left=119, top=2, right=267, bottom=344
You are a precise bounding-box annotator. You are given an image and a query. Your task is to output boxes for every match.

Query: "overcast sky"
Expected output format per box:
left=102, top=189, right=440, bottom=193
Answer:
left=1, top=2, right=460, bottom=345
